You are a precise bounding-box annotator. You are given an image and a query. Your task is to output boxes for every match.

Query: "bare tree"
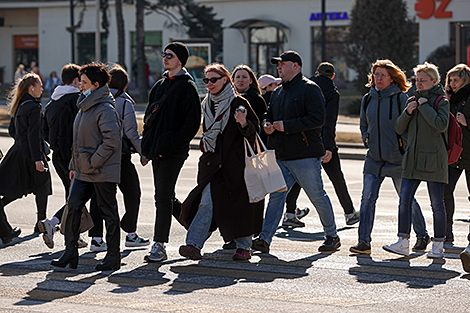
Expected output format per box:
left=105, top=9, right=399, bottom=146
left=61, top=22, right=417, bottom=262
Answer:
left=136, top=0, right=147, bottom=103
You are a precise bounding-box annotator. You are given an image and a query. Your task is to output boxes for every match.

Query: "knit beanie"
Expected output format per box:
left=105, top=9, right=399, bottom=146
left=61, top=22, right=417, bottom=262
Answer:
left=164, top=42, right=190, bottom=67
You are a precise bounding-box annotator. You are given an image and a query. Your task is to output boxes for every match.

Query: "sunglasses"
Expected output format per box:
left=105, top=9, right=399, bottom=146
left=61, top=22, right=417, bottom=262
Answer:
left=161, top=52, right=175, bottom=59
left=203, top=76, right=224, bottom=84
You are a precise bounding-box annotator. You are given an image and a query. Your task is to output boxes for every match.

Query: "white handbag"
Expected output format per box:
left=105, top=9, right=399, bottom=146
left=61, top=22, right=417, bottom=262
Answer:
left=244, top=133, right=287, bottom=203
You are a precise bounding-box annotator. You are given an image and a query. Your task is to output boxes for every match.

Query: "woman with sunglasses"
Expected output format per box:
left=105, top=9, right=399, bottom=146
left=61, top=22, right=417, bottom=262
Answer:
left=383, top=62, right=449, bottom=258
left=350, top=59, right=429, bottom=255
left=179, top=63, right=263, bottom=261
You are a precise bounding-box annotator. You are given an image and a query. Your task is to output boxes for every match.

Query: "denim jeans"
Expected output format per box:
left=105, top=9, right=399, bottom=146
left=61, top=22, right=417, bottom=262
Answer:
left=358, top=173, right=428, bottom=244
left=186, top=184, right=252, bottom=250
left=259, top=157, right=337, bottom=245
left=398, top=178, right=446, bottom=241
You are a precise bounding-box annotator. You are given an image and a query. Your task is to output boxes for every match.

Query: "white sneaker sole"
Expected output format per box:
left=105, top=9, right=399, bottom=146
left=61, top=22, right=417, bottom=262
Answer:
left=37, top=221, right=54, bottom=249
left=427, top=253, right=444, bottom=259
left=382, top=245, right=409, bottom=256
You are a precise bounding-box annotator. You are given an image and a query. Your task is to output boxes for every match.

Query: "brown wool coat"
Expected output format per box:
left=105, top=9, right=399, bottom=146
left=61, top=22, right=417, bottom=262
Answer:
left=180, top=96, right=265, bottom=242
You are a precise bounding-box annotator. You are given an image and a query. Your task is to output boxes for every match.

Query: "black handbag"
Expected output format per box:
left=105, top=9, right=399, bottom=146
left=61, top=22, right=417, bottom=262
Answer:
left=121, top=101, right=137, bottom=154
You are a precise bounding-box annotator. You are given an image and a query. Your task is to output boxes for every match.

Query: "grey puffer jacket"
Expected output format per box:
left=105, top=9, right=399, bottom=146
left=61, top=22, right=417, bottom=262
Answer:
left=360, top=84, right=409, bottom=178
left=70, top=85, right=122, bottom=183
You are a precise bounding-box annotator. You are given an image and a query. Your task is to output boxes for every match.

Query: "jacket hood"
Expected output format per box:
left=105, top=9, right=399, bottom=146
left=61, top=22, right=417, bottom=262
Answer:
left=51, top=85, right=80, bottom=101
left=311, top=74, right=335, bottom=91
left=78, top=85, right=115, bottom=112
left=110, top=88, right=135, bottom=105
left=369, top=83, right=402, bottom=98
left=414, top=84, right=445, bottom=99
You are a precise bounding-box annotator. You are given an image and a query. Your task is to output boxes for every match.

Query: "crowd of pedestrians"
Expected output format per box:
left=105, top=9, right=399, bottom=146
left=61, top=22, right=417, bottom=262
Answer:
left=2, top=42, right=470, bottom=274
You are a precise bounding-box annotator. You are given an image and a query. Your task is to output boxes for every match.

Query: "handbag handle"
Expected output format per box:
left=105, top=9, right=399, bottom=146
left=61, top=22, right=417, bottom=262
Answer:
left=244, top=132, right=265, bottom=157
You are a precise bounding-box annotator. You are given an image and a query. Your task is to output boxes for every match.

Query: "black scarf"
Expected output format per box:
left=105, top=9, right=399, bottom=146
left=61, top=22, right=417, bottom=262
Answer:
left=450, top=83, right=470, bottom=105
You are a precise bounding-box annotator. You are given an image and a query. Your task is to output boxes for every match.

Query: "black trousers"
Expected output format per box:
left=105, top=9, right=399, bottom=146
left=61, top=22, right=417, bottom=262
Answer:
left=66, top=178, right=119, bottom=254
left=286, top=149, right=355, bottom=215
left=444, top=166, right=470, bottom=237
left=152, top=157, right=186, bottom=243
left=0, top=193, right=48, bottom=238
left=51, top=152, right=71, bottom=221
left=89, top=153, right=142, bottom=236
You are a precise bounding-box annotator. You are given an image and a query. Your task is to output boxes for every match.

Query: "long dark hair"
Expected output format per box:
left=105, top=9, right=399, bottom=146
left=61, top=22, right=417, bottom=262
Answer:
left=231, top=64, right=261, bottom=94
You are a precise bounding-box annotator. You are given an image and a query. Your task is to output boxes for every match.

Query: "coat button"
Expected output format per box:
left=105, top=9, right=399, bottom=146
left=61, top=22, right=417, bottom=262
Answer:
left=219, top=164, right=222, bottom=168
left=207, top=162, right=211, bottom=166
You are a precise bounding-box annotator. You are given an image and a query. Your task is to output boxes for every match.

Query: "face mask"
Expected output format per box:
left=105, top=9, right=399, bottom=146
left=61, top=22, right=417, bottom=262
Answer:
left=83, top=88, right=92, bottom=97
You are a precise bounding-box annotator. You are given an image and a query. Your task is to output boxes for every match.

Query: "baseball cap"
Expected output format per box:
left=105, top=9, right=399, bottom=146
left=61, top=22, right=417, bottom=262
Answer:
left=258, top=74, right=282, bottom=89
left=270, top=51, right=303, bottom=67
left=316, top=62, right=335, bottom=75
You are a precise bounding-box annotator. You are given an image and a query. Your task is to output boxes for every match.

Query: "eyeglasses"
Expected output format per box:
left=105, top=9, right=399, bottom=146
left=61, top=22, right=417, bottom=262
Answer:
left=203, top=76, right=224, bottom=84
left=161, top=52, right=175, bottom=59
left=373, top=73, right=390, bottom=79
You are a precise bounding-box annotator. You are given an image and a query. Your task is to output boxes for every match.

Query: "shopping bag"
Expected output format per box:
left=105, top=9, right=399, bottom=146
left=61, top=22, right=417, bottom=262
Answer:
left=60, top=205, right=94, bottom=235
left=244, top=133, right=287, bottom=203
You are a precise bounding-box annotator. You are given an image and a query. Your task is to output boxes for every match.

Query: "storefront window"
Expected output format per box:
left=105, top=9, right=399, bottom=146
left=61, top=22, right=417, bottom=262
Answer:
left=77, top=33, right=107, bottom=64
left=249, top=27, right=285, bottom=76
left=450, top=22, right=470, bottom=65
left=311, top=26, right=349, bottom=82
left=131, top=31, right=162, bottom=86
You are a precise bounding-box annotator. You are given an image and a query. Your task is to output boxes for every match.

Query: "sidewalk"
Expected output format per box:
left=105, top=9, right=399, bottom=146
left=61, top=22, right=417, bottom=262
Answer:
left=0, top=104, right=366, bottom=160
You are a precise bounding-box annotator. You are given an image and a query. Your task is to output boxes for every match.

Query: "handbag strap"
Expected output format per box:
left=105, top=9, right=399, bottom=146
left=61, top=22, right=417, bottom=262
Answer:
left=244, top=132, right=264, bottom=157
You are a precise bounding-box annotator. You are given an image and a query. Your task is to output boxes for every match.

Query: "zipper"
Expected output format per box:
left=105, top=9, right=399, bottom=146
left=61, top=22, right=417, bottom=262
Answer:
left=377, top=92, right=385, bottom=176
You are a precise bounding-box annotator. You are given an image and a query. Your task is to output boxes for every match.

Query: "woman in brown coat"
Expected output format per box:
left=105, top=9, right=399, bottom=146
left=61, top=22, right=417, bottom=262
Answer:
left=179, top=63, right=264, bottom=261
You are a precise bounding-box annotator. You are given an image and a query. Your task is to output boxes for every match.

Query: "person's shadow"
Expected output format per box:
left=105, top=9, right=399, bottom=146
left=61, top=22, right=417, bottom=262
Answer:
left=348, top=254, right=460, bottom=289
left=165, top=249, right=333, bottom=294
left=0, top=233, right=39, bottom=250
left=274, top=226, right=352, bottom=243
left=8, top=250, right=136, bottom=306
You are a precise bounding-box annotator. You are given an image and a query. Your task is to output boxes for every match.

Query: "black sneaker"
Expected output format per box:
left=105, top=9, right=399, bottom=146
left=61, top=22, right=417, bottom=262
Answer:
left=318, top=235, right=341, bottom=252
left=1, top=227, right=21, bottom=244
left=412, top=235, right=431, bottom=252
left=349, top=240, right=371, bottom=254
left=222, top=240, right=236, bottom=250
left=251, top=237, right=270, bottom=253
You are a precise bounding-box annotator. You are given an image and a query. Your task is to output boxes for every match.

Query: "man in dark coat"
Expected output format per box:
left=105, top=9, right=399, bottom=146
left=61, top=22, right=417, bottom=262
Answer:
left=252, top=51, right=340, bottom=253
left=282, top=62, right=359, bottom=228
left=39, top=63, right=81, bottom=249
left=141, top=42, right=201, bottom=262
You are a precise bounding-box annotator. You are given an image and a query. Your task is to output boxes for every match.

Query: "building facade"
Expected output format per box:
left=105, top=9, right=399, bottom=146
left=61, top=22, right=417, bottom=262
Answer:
left=0, top=0, right=469, bottom=85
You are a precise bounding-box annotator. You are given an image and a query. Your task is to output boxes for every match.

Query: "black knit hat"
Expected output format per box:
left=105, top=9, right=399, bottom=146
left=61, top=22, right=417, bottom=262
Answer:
left=164, top=42, right=190, bottom=67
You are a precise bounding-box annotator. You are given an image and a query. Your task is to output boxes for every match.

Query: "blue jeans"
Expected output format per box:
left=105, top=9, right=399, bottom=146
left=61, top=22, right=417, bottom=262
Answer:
left=358, top=173, right=428, bottom=244
left=398, top=178, right=446, bottom=241
left=186, top=184, right=252, bottom=250
left=259, top=157, right=337, bottom=245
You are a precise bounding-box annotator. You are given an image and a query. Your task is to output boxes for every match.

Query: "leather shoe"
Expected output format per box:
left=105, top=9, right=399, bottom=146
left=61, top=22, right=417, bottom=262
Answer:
left=1, top=227, right=21, bottom=244
left=95, top=254, right=121, bottom=271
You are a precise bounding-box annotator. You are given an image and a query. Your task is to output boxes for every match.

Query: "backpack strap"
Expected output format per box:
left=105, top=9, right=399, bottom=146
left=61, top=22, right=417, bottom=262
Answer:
left=432, top=95, right=448, bottom=148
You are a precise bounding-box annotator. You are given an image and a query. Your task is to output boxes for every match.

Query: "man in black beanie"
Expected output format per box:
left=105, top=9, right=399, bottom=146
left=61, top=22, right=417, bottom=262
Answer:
left=141, top=42, right=201, bottom=262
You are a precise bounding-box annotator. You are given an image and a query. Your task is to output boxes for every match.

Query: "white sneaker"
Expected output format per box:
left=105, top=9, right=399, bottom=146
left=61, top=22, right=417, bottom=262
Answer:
left=383, top=237, right=410, bottom=256
left=427, top=241, right=444, bottom=259
left=37, top=219, right=55, bottom=249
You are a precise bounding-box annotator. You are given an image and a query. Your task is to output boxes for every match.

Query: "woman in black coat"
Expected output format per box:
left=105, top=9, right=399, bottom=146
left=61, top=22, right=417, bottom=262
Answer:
left=0, top=73, right=51, bottom=243
left=443, top=64, right=470, bottom=243
left=179, top=63, right=263, bottom=261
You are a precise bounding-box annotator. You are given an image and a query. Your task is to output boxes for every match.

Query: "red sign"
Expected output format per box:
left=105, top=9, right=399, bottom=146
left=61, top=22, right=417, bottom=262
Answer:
left=415, top=0, right=452, bottom=19
left=14, top=35, right=38, bottom=49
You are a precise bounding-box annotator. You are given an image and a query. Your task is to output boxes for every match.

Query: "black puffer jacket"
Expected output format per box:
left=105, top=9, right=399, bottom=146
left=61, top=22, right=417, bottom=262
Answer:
left=142, top=69, right=201, bottom=159
left=449, top=83, right=470, bottom=168
left=264, top=72, right=325, bottom=161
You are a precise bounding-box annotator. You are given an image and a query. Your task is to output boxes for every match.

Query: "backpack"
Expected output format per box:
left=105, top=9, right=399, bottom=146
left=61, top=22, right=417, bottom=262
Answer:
left=432, top=95, right=463, bottom=165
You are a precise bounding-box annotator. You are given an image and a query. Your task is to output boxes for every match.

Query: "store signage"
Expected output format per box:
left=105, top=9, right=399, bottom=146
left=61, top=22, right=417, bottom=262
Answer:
left=415, top=0, right=452, bottom=19
left=14, top=35, right=38, bottom=49
left=310, top=12, right=349, bottom=21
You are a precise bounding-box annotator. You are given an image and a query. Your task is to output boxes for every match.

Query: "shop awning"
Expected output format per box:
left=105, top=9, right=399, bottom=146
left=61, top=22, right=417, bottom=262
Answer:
left=229, top=19, right=289, bottom=30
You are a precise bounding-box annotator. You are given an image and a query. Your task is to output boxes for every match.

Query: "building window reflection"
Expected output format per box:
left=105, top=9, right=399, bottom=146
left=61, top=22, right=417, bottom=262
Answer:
left=249, top=26, right=285, bottom=76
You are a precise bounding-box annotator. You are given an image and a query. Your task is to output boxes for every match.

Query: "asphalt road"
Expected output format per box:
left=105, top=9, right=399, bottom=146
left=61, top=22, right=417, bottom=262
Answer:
left=0, top=134, right=469, bottom=312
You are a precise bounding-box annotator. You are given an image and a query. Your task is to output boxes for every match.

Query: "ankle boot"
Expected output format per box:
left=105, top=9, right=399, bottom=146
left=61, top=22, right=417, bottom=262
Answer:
left=95, top=252, right=121, bottom=271
left=51, top=246, right=79, bottom=269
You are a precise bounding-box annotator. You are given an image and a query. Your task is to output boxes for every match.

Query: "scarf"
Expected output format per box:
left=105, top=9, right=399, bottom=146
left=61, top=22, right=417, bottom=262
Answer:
left=450, top=83, right=470, bottom=106
left=201, top=84, right=236, bottom=153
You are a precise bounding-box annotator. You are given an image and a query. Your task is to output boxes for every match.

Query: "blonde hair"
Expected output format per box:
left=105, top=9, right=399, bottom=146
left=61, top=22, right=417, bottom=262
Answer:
left=7, top=73, right=41, bottom=117
left=414, top=62, right=440, bottom=85
left=366, top=59, right=410, bottom=92
left=446, top=63, right=470, bottom=87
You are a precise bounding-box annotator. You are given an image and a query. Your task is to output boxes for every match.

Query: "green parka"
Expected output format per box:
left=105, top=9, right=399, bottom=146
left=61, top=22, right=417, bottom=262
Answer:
left=395, top=84, right=449, bottom=184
